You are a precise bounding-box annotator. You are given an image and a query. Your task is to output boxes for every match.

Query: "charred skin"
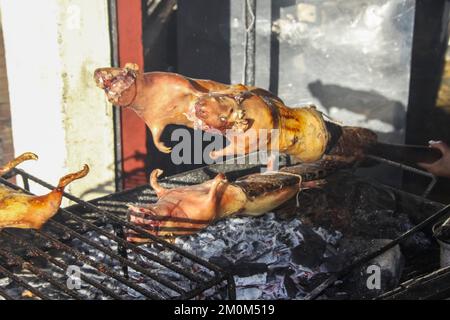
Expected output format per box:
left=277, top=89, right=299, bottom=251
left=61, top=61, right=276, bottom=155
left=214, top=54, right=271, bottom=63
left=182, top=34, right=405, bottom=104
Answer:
left=194, top=87, right=378, bottom=163
left=127, top=165, right=335, bottom=243
left=94, top=64, right=270, bottom=154
left=128, top=171, right=246, bottom=241
left=194, top=88, right=331, bottom=162
left=94, top=64, right=377, bottom=162
left=323, top=124, right=378, bottom=164
left=0, top=154, right=89, bottom=229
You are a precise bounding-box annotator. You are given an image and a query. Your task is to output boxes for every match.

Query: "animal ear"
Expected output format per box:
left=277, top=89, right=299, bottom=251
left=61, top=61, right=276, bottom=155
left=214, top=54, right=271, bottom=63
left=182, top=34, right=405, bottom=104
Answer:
left=124, top=63, right=140, bottom=73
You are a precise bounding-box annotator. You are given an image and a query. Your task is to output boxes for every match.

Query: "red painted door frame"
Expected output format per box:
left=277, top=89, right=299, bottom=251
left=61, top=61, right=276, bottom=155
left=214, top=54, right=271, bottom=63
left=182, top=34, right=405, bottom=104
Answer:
left=117, top=0, right=147, bottom=189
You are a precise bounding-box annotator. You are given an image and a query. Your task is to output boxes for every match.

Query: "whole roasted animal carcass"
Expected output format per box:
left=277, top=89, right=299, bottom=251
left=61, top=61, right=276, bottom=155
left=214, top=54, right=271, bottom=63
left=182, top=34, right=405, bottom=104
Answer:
left=0, top=153, right=89, bottom=229
left=93, top=63, right=377, bottom=163
left=127, top=119, right=375, bottom=242
left=94, top=64, right=444, bottom=243
left=126, top=160, right=343, bottom=243
left=94, top=63, right=276, bottom=154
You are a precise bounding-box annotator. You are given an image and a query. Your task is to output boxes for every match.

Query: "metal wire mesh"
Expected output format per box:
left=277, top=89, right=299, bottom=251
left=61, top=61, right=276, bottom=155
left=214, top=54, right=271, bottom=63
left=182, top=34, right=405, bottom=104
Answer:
left=0, top=168, right=235, bottom=300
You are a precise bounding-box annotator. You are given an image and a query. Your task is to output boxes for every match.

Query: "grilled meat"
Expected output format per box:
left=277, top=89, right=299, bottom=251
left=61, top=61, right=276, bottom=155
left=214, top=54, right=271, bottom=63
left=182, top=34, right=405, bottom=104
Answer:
left=0, top=153, right=89, bottom=229
left=127, top=164, right=330, bottom=243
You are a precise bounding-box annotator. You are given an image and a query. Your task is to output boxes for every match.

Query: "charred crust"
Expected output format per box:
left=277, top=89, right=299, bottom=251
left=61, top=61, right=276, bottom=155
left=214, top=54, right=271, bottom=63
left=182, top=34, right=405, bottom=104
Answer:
left=260, top=96, right=280, bottom=130
left=324, top=121, right=344, bottom=154
left=280, top=162, right=337, bottom=181
left=326, top=125, right=377, bottom=158
left=234, top=174, right=300, bottom=198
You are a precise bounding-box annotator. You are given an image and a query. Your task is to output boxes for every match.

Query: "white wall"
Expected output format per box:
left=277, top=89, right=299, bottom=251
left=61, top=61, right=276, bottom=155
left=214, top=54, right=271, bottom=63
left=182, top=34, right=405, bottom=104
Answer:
left=0, top=0, right=115, bottom=202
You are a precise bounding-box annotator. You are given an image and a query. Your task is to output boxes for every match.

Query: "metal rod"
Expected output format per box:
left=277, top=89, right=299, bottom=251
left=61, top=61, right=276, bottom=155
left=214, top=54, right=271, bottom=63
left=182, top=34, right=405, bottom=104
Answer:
left=365, top=155, right=437, bottom=198
left=244, top=0, right=256, bottom=86
left=107, top=0, right=129, bottom=278
left=304, top=203, right=450, bottom=300
left=46, top=219, right=185, bottom=296
left=0, top=171, right=231, bottom=299
left=128, top=209, right=215, bottom=225
left=11, top=169, right=225, bottom=275
left=58, top=208, right=207, bottom=281
left=107, top=0, right=123, bottom=193
left=57, top=209, right=207, bottom=284
left=0, top=174, right=210, bottom=285
left=227, top=274, right=237, bottom=300
left=377, top=265, right=450, bottom=299
left=0, top=249, right=83, bottom=300
left=1, top=230, right=124, bottom=300
left=112, top=223, right=130, bottom=278
left=30, top=228, right=165, bottom=300
left=178, top=275, right=229, bottom=300
left=21, top=175, right=30, bottom=192
left=0, top=288, right=14, bottom=300
left=0, top=262, right=50, bottom=300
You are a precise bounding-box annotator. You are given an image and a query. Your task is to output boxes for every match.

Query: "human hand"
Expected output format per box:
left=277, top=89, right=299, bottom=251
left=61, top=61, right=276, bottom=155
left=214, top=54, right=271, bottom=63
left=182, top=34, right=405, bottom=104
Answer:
left=417, top=140, right=450, bottom=178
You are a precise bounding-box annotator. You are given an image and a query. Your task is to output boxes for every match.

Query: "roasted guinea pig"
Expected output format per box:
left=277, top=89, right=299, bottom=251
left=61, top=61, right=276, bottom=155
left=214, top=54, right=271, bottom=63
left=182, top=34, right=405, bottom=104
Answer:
left=192, top=87, right=378, bottom=162
left=93, top=63, right=280, bottom=154
left=127, top=166, right=328, bottom=243
left=94, top=64, right=377, bottom=163
left=0, top=153, right=89, bottom=229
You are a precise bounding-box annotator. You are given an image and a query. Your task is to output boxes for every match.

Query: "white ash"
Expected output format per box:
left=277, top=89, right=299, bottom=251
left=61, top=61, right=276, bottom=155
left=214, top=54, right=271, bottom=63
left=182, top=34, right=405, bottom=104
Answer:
left=171, top=212, right=343, bottom=300
left=313, top=227, right=342, bottom=245
left=0, top=214, right=343, bottom=300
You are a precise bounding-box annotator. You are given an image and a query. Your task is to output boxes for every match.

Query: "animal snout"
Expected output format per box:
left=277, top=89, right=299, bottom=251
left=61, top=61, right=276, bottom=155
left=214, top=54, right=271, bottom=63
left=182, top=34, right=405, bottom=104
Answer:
left=93, top=69, right=106, bottom=88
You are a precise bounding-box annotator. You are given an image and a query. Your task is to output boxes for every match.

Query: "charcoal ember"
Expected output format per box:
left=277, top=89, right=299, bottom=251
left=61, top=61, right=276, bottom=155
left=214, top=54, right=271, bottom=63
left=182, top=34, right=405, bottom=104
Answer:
left=22, top=255, right=49, bottom=269
left=297, top=196, right=353, bottom=232
left=232, top=262, right=268, bottom=278
left=291, top=244, right=323, bottom=269
left=0, top=278, right=11, bottom=287
left=268, top=265, right=295, bottom=277
left=434, top=222, right=450, bottom=241
left=290, top=226, right=327, bottom=268
left=313, top=227, right=342, bottom=245
left=171, top=213, right=332, bottom=299
left=7, top=169, right=433, bottom=300
left=350, top=209, right=431, bottom=251
left=332, top=239, right=404, bottom=299
left=350, top=209, right=409, bottom=239
left=283, top=274, right=300, bottom=298
left=346, top=182, right=397, bottom=212
left=209, top=256, right=268, bottom=277
left=236, top=287, right=263, bottom=300
left=296, top=272, right=330, bottom=292
left=321, top=253, right=346, bottom=273
left=234, top=274, right=267, bottom=300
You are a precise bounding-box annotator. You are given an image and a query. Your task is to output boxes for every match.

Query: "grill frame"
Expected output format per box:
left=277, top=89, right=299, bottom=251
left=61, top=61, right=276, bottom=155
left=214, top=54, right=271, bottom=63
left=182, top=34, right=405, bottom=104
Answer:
left=0, top=168, right=236, bottom=300
left=0, top=157, right=448, bottom=300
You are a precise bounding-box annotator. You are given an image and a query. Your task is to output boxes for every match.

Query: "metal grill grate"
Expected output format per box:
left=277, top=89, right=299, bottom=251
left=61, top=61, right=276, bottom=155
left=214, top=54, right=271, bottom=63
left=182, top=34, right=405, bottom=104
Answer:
left=0, top=168, right=235, bottom=300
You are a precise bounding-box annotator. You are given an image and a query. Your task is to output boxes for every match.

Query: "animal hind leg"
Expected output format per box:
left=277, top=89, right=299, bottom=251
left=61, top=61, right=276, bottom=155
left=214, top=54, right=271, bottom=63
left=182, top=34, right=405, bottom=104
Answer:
left=0, top=152, right=38, bottom=176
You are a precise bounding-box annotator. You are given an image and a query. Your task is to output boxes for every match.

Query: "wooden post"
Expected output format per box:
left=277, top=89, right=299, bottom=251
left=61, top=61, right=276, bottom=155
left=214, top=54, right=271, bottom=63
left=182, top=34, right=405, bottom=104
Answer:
left=116, top=0, right=147, bottom=189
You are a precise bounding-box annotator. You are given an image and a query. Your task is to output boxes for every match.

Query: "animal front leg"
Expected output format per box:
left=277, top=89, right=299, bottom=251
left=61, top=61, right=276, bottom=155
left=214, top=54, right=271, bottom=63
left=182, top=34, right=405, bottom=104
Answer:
left=126, top=207, right=211, bottom=243
left=265, top=153, right=281, bottom=172
left=210, top=134, right=260, bottom=159
left=150, top=125, right=172, bottom=153
left=127, top=173, right=228, bottom=243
